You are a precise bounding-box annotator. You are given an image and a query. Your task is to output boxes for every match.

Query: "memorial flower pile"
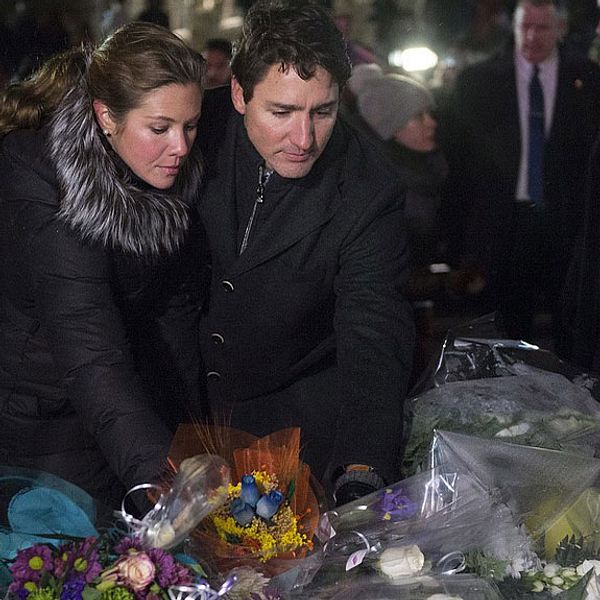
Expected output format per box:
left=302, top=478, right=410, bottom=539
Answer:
left=5, top=536, right=193, bottom=600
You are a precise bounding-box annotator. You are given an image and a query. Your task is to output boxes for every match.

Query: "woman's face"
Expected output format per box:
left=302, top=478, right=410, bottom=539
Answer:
left=393, top=110, right=438, bottom=153
left=94, top=82, right=202, bottom=189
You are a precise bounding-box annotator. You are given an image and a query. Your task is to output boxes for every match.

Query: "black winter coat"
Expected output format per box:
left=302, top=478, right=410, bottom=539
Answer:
left=197, top=88, right=415, bottom=484
left=0, top=97, right=205, bottom=508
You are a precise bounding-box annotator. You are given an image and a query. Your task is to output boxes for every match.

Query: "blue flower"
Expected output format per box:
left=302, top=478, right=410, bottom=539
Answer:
left=230, top=498, right=255, bottom=527
left=255, top=491, right=283, bottom=520
left=240, top=475, right=260, bottom=508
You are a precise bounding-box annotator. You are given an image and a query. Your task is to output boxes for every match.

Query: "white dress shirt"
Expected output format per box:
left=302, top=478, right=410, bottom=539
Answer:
left=515, top=50, right=559, bottom=201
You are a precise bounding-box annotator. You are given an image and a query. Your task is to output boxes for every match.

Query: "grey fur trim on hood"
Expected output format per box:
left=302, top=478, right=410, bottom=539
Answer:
left=47, top=76, right=203, bottom=257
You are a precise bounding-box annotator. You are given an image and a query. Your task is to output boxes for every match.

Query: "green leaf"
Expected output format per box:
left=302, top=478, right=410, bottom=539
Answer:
left=556, top=570, right=593, bottom=599
left=82, top=586, right=102, bottom=600
left=286, top=479, right=296, bottom=502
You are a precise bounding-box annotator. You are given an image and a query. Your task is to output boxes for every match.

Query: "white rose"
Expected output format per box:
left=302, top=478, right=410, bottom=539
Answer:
left=379, top=545, right=425, bottom=579
left=543, top=563, right=561, bottom=577
left=495, top=422, right=530, bottom=437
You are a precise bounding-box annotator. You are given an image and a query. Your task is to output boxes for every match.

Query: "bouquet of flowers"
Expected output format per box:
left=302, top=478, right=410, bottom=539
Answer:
left=166, top=426, right=321, bottom=577
left=403, top=314, right=600, bottom=477
left=4, top=534, right=195, bottom=600
left=276, top=427, right=600, bottom=599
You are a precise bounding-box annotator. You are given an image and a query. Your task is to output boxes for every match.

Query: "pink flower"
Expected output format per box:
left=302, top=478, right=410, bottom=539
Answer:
left=115, top=552, right=156, bottom=592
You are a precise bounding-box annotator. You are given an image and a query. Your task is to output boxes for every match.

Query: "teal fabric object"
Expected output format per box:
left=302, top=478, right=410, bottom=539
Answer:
left=0, top=466, right=99, bottom=560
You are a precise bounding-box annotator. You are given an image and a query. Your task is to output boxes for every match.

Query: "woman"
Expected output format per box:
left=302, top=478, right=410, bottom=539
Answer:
left=357, top=73, right=447, bottom=269
left=0, top=22, right=206, bottom=508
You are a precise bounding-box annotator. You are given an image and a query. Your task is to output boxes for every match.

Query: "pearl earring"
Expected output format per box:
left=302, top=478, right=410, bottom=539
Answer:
left=103, top=129, right=111, bottom=137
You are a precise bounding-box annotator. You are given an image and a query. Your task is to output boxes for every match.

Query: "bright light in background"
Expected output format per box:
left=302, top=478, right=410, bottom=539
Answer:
left=389, top=46, right=439, bottom=72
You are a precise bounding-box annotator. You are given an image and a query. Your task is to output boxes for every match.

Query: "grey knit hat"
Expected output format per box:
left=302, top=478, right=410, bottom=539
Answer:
left=346, top=63, right=384, bottom=97
left=357, top=74, right=434, bottom=140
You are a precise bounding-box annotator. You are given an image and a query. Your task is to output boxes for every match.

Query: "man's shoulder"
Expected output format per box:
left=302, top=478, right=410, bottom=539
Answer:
left=456, top=51, right=514, bottom=89
left=322, top=120, right=405, bottom=216
left=336, top=118, right=402, bottom=191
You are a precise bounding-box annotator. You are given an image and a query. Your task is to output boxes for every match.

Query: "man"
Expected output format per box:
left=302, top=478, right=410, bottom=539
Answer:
left=202, top=38, right=232, bottom=89
left=197, top=0, right=414, bottom=505
left=441, top=0, right=600, bottom=350
left=563, top=5, right=600, bottom=371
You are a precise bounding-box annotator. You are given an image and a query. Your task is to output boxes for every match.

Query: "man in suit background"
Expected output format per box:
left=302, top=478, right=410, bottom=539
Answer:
left=441, top=0, right=600, bottom=351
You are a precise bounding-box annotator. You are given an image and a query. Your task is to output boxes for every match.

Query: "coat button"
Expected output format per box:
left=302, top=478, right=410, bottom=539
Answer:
left=211, top=333, right=225, bottom=345
left=207, top=371, right=222, bottom=381
left=221, top=280, right=234, bottom=292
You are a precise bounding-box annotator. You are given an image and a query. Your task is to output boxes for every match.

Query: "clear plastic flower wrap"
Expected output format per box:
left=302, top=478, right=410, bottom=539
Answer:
left=320, top=468, right=534, bottom=565
left=403, top=314, right=600, bottom=476
left=430, top=430, right=600, bottom=559
left=295, top=573, right=504, bottom=599
left=135, top=453, right=231, bottom=550
left=411, top=313, right=599, bottom=395
left=269, top=460, right=536, bottom=596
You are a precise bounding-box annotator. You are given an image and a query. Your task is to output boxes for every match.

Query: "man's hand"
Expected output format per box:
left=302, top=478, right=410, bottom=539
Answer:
left=332, top=464, right=385, bottom=507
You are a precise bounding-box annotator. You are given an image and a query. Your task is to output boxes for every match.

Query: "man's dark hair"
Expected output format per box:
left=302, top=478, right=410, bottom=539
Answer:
left=231, top=0, right=351, bottom=102
left=205, top=38, right=233, bottom=59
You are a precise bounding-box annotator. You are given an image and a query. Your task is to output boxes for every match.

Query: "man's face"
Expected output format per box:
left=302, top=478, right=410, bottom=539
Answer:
left=231, top=64, right=339, bottom=179
left=514, top=2, right=564, bottom=64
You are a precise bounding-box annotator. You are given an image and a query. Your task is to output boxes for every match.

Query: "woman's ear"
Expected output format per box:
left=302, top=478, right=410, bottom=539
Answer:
left=92, top=99, right=115, bottom=137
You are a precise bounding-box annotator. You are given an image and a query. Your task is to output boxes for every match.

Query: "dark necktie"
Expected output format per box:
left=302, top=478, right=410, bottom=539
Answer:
left=528, top=65, right=545, bottom=205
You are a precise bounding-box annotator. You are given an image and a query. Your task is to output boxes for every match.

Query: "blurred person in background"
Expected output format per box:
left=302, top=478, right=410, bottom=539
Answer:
left=100, top=0, right=129, bottom=37
left=203, top=38, right=232, bottom=89
left=441, top=0, right=600, bottom=351
left=562, top=5, right=600, bottom=372
left=0, top=23, right=206, bottom=508
left=136, top=0, right=169, bottom=29
left=357, top=73, right=448, bottom=381
left=358, top=74, right=446, bottom=271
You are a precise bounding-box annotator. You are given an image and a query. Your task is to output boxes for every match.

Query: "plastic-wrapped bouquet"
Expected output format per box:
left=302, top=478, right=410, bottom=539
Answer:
left=403, top=314, right=600, bottom=476
left=167, top=426, right=321, bottom=577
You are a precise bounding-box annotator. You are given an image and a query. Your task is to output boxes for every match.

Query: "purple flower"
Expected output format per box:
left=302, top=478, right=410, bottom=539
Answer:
left=60, top=577, right=86, bottom=600
left=73, top=538, right=102, bottom=583
left=146, top=548, right=191, bottom=588
left=53, top=538, right=101, bottom=584
left=374, top=488, right=418, bottom=522
left=115, top=537, right=143, bottom=555
left=10, top=544, right=54, bottom=586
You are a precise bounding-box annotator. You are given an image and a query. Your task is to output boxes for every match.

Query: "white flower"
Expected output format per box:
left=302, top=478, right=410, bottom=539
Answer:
left=379, top=545, right=425, bottom=579
left=543, top=563, right=561, bottom=577
left=495, top=422, right=530, bottom=437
